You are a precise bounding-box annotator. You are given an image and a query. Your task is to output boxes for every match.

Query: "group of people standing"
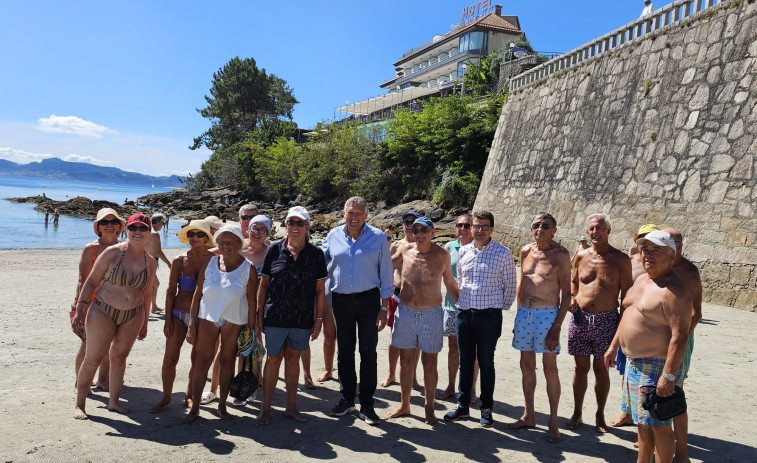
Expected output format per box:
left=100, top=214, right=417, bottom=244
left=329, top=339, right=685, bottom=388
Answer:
left=69, top=199, right=700, bottom=463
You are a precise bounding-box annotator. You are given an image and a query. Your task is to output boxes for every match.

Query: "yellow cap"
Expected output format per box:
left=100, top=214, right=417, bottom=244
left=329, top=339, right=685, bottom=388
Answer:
left=633, top=224, right=660, bottom=242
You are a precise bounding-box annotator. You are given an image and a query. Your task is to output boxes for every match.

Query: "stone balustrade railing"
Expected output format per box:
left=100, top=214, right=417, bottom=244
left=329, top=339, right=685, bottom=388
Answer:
left=509, top=0, right=723, bottom=92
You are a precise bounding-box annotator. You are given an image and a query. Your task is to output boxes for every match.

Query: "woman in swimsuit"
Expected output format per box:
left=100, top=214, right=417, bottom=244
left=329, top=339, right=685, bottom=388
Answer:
left=151, top=220, right=215, bottom=413
left=70, top=208, right=124, bottom=393
left=184, top=225, right=258, bottom=423
left=73, top=213, right=157, bottom=420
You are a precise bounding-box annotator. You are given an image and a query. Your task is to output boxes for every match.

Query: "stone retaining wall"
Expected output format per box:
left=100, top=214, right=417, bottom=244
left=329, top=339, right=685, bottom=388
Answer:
left=475, top=0, right=757, bottom=310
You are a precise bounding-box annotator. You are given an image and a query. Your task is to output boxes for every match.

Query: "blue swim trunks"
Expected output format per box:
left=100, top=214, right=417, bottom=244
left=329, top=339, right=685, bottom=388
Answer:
left=683, top=332, right=695, bottom=379
left=512, top=305, right=560, bottom=354
left=621, top=356, right=684, bottom=427
left=390, top=302, right=444, bottom=353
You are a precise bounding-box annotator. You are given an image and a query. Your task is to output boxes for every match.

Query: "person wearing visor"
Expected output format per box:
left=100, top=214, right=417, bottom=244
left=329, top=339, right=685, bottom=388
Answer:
left=73, top=213, right=157, bottom=419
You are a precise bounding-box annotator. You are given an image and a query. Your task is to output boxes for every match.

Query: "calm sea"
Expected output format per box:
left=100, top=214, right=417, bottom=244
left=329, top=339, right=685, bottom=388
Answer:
left=0, top=175, right=185, bottom=249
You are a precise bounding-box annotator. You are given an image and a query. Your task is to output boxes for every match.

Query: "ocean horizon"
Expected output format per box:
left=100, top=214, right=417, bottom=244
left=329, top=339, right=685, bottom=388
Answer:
left=0, top=175, right=186, bottom=249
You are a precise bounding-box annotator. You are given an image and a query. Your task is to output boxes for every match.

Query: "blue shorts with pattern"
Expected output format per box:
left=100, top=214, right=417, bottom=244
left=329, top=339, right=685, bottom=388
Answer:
left=390, top=302, right=444, bottom=353
left=621, top=356, right=684, bottom=426
left=512, top=305, right=560, bottom=353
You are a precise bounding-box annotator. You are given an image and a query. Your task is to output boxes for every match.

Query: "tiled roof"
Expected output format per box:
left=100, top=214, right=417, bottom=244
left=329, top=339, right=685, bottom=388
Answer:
left=394, top=13, right=521, bottom=65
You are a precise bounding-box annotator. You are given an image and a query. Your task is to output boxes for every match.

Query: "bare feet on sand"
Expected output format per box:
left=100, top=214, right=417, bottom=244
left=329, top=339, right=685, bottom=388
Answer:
left=257, top=409, right=271, bottom=425
left=316, top=369, right=334, bottom=382
left=564, top=414, right=583, bottom=430
left=94, top=380, right=109, bottom=392
left=424, top=405, right=438, bottom=424
left=548, top=420, right=561, bottom=443
left=595, top=414, right=609, bottom=433
left=388, top=405, right=411, bottom=419
left=182, top=410, right=199, bottom=423
left=506, top=418, right=536, bottom=429
left=609, top=412, right=634, bottom=427
left=108, top=401, right=131, bottom=414
left=412, top=380, right=423, bottom=392
left=304, top=374, right=316, bottom=390
left=73, top=407, right=88, bottom=420
left=284, top=409, right=308, bottom=422
left=150, top=397, right=171, bottom=413
left=380, top=374, right=396, bottom=387
left=218, top=406, right=233, bottom=420
left=437, top=387, right=455, bottom=400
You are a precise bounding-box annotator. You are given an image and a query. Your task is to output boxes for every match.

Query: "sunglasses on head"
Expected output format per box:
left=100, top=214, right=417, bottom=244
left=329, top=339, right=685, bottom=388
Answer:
left=127, top=224, right=149, bottom=232
left=411, top=227, right=429, bottom=234
left=286, top=219, right=307, bottom=227
left=186, top=230, right=207, bottom=238
left=99, top=219, right=121, bottom=226
left=531, top=222, right=552, bottom=230
left=240, top=214, right=257, bottom=221
left=456, top=223, right=471, bottom=229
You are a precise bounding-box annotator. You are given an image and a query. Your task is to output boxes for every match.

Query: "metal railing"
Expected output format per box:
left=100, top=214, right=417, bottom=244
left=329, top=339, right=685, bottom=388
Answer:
left=509, top=0, right=722, bottom=92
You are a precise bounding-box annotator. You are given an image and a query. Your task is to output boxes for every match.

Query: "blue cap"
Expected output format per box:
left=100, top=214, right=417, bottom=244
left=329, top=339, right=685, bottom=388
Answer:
left=403, top=210, right=420, bottom=219
left=412, top=216, right=434, bottom=229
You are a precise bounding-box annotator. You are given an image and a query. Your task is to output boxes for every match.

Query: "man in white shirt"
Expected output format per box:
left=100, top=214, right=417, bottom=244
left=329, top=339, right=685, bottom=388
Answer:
left=640, top=0, right=654, bottom=18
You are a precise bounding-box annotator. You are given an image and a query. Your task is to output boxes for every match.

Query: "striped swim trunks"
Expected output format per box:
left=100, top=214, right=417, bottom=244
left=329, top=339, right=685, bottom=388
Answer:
left=390, top=302, right=444, bottom=353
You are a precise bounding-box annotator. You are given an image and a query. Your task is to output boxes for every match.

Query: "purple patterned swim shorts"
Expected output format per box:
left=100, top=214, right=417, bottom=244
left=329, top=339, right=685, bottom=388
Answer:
left=567, top=308, right=619, bottom=358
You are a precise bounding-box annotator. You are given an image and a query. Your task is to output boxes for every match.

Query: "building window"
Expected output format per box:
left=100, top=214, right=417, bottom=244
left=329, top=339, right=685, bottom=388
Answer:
left=459, top=31, right=487, bottom=53
left=457, top=58, right=480, bottom=77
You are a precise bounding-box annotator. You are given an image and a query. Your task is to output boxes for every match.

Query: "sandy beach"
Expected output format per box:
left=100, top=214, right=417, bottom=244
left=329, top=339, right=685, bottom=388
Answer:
left=0, top=248, right=754, bottom=462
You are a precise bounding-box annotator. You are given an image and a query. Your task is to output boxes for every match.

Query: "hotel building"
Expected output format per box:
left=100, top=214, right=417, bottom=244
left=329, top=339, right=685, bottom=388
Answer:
left=336, top=3, right=523, bottom=120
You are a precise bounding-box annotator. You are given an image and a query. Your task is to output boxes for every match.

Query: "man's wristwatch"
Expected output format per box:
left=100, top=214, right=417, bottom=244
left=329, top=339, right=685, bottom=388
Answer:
left=662, top=372, right=676, bottom=381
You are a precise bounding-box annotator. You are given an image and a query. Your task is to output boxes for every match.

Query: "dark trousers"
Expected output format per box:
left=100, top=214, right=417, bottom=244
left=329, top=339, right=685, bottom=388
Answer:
left=456, top=308, right=503, bottom=409
left=332, top=288, right=380, bottom=408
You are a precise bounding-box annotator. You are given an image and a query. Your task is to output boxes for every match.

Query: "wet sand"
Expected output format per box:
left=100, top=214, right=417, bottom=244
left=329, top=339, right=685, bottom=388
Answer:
left=0, top=248, right=754, bottom=462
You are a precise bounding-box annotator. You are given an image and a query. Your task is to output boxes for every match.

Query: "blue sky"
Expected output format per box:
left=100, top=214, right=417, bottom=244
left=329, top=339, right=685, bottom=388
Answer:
left=0, top=0, right=650, bottom=176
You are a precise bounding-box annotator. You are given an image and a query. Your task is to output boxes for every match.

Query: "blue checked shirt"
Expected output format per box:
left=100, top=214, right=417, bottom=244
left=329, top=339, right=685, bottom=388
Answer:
left=456, top=239, right=517, bottom=311
left=322, top=223, right=394, bottom=299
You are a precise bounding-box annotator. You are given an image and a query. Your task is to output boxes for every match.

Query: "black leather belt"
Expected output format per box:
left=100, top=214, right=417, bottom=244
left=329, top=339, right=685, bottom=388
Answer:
left=332, top=287, right=379, bottom=299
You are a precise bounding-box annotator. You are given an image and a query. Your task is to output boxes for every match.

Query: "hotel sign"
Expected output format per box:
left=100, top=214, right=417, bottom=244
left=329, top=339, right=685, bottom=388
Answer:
left=460, top=0, right=495, bottom=25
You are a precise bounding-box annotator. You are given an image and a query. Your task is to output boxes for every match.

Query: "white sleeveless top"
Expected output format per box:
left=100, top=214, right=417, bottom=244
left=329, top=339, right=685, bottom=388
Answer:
left=198, top=255, right=251, bottom=325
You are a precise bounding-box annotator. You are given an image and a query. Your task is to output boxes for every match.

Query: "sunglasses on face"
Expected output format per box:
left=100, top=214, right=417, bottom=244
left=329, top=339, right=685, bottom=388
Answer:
left=411, top=227, right=429, bottom=234
left=240, top=214, right=257, bottom=221
left=403, top=219, right=415, bottom=226
left=186, top=230, right=207, bottom=238
left=127, top=224, right=149, bottom=232
left=249, top=226, right=268, bottom=234
left=99, top=219, right=121, bottom=227
left=472, top=225, right=491, bottom=231
left=531, top=222, right=552, bottom=230
left=456, top=223, right=471, bottom=229
left=286, top=219, right=307, bottom=227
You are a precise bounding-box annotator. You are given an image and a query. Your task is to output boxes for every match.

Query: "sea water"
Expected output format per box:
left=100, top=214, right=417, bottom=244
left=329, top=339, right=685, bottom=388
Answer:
left=0, top=175, right=186, bottom=249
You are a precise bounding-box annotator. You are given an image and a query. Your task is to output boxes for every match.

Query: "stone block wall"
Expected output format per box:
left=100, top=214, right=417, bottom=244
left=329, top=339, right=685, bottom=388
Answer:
left=475, top=0, right=757, bottom=310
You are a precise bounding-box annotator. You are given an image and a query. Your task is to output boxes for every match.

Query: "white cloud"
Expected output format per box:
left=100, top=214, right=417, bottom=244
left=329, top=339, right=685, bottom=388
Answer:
left=0, top=147, right=54, bottom=164
left=61, top=153, right=116, bottom=166
left=37, top=115, right=119, bottom=138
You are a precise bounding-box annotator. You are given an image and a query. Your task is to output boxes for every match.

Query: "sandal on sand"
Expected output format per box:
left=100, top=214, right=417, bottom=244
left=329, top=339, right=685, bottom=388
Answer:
left=200, top=391, right=217, bottom=405
left=230, top=398, right=246, bottom=407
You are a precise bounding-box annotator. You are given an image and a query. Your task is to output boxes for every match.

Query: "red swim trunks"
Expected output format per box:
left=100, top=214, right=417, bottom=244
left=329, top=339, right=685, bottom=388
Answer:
left=387, top=296, right=399, bottom=329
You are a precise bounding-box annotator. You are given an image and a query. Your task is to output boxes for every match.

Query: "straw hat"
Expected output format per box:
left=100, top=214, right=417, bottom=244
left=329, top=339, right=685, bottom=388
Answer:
left=93, top=207, right=126, bottom=236
left=178, top=219, right=215, bottom=247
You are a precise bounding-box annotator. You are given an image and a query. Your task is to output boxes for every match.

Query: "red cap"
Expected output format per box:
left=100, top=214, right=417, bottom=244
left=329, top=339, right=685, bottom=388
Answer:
left=126, top=213, right=151, bottom=229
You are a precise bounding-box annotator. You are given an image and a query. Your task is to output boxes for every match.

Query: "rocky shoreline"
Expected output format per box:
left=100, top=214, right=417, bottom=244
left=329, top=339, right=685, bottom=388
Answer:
left=7, top=188, right=466, bottom=242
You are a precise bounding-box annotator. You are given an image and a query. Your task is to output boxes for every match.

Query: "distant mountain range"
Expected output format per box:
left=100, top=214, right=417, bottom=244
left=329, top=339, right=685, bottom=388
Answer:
left=0, top=157, right=184, bottom=187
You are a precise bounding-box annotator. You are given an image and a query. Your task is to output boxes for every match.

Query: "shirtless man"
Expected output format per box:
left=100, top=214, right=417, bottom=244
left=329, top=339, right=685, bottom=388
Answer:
left=381, top=211, right=422, bottom=390
left=506, top=213, right=571, bottom=443
left=388, top=217, right=458, bottom=424
left=571, top=236, right=589, bottom=266
left=611, top=223, right=660, bottom=428
left=566, top=214, right=633, bottom=433
left=604, top=230, right=691, bottom=463
left=147, top=214, right=172, bottom=314
left=663, top=228, right=702, bottom=463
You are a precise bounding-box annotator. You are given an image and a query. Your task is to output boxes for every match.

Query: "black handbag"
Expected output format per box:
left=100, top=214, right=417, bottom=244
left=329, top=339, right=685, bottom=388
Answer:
left=641, top=385, right=687, bottom=421
left=229, top=354, right=258, bottom=401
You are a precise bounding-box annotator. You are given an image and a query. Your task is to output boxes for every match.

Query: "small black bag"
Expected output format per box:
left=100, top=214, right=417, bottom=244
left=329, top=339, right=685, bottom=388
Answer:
left=641, top=385, right=687, bottom=421
left=229, top=354, right=258, bottom=401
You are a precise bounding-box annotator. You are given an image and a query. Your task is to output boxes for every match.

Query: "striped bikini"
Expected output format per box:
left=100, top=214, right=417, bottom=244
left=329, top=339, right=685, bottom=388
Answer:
left=94, top=245, right=149, bottom=326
